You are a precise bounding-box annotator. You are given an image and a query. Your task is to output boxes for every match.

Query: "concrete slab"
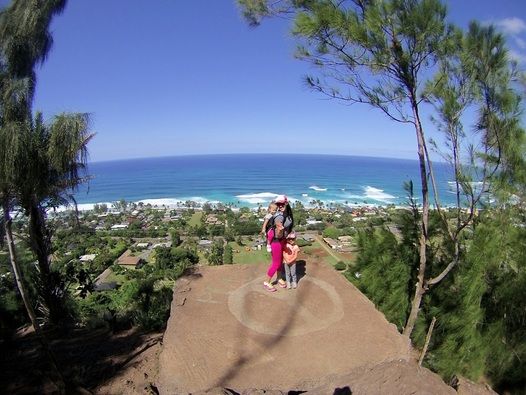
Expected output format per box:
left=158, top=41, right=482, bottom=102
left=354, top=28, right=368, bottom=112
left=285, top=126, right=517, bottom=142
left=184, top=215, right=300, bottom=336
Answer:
left=158, top=261, right=411, bottom=394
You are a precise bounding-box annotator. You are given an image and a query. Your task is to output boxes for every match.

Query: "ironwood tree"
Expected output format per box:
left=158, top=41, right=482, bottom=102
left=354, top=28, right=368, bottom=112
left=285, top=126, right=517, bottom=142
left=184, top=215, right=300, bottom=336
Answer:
left=237, top=0, right=525, bottom=340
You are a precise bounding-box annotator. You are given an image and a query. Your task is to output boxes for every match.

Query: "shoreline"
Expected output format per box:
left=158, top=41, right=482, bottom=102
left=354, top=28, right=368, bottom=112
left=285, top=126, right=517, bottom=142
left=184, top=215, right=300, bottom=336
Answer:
left=72, top=154, right=460, bottom=209
left=55, top=196, right=457, bottom=213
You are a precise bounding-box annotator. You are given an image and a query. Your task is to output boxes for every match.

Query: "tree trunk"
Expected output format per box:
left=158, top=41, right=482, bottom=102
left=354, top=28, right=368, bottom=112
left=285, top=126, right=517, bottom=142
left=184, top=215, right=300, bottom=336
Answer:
left=28, top=199, right=57, bottom=320
left=419, top=316, right=436, bottom=366
left=28, top=200, right=51, bottom=278
left=404, top=101, right=430, bottom=337
left=3, top=201, right=66, bottom=394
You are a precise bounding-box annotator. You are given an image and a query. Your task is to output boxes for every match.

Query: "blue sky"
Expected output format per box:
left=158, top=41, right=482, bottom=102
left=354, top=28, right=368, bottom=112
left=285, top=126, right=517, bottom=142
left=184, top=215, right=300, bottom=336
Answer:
left=28, top=0, right=526, bottom=163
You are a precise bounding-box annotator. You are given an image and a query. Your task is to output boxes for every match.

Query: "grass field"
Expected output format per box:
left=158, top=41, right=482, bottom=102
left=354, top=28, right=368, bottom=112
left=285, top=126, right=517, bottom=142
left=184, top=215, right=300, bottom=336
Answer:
left=302, top=244, right=339, bottom=266
left=195, top=237, right=354, bottom=268
left=104, top=270, right=127, bottom=284
left=188, top=212, right=203, bottom=227
left=301, top=239, right=353, bottom=267
left=229, top=242, right=269, bottom=265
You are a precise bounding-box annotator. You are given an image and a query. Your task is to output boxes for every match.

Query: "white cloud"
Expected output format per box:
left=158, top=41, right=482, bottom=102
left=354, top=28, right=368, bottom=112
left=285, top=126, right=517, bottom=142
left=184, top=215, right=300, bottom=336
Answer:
left=515, top=36, right=526, bottom=50
left=496, top=17, right=526, bottom=35
left=493, top=17, right=526, bottom=63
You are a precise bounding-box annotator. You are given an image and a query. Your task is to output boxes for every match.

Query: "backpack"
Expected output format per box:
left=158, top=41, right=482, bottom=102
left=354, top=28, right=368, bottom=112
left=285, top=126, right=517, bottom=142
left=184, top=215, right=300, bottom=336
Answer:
left=267, top=212, right=293, bottom=240
left=265, top=215, right=275, bottom=234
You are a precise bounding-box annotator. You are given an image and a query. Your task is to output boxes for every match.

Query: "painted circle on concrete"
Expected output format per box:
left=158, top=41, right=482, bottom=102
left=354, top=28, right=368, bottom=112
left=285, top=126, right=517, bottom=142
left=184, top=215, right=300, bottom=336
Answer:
left=227, top=276, right=344, bottom=336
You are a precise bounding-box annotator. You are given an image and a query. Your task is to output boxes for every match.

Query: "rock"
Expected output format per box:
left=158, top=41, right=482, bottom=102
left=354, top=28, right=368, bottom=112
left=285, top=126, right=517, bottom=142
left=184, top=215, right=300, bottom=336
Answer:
left=452, top=376, right=498, bottom=395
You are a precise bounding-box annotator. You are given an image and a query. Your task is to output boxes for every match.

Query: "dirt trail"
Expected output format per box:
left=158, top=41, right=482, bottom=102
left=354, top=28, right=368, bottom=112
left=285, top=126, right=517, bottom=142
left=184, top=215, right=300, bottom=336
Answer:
left=157, top=260, right=455, bottom=394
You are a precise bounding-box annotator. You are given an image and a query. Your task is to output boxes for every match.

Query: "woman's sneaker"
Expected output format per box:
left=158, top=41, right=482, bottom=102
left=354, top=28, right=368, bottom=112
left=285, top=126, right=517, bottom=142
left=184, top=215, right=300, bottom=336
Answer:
left=286, top=282, right=291, bottom=289
left=291, top=282, right=297, bottom=289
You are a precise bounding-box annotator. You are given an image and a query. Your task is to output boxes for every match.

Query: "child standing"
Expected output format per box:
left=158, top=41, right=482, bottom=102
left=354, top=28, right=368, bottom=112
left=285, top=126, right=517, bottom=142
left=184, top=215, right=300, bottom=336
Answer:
left=283, top=232, right=300, bottom=289
left=261, top=202, right=278, bottom=253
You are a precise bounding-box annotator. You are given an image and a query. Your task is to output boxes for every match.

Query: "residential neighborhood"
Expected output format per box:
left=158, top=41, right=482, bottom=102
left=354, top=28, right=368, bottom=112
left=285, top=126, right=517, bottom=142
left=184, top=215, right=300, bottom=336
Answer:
left=38, top=200, right=400, bottom=297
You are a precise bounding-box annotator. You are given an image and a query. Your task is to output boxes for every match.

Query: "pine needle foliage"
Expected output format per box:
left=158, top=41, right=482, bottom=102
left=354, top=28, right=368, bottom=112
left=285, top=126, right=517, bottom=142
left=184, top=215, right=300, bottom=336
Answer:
left=347, top=224, right=414, bottom=331
left=413, top=208, right=526, bottom=389
left=424, top=239, right=488, bottom=380
left=479, top=209, right=526, bottom=391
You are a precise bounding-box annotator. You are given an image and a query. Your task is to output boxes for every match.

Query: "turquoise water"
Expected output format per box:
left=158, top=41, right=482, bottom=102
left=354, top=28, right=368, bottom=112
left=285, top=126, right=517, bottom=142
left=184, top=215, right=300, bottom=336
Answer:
left=73, top=154, right=455, bottom=209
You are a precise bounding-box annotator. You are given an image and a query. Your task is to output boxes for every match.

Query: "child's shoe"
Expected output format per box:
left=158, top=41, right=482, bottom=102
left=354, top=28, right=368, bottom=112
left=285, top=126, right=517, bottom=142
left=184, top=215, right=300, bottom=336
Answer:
left=286, top=282, right=291, bottom=289
left=278, top=279, right=287, bottom=288
left=291, top=281, right=297, bottom=289
left=266, top=244, right=272, bottom=253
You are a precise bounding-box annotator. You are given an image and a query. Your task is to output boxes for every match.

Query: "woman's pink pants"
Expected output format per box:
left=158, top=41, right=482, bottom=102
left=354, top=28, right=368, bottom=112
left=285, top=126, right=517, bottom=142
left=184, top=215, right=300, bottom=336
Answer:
left=267, top=238, right=286, bottom=278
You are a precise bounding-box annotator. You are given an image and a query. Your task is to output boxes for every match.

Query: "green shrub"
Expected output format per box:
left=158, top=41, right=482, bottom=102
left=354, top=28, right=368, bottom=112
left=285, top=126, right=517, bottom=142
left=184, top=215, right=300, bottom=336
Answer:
left=224, top=245, right=233, bottom=264
left=323, top=227, right=341, bottom=239
left=296, top=238, right=312, bottom=247
left=348, top=227, right=413, bottom=331
left=133, top=281, right=173, bottom=330
left=334, top=261, right=347, bottom=271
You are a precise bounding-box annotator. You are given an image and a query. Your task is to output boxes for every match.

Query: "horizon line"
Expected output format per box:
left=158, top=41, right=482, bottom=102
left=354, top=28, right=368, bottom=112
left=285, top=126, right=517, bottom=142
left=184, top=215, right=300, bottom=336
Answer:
left=89, top=152, right=435, bottom=165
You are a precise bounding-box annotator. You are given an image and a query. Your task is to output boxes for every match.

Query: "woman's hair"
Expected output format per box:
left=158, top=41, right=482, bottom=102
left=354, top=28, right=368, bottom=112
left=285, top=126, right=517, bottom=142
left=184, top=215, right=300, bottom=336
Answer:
left=284, top=203, right=294, bottom=230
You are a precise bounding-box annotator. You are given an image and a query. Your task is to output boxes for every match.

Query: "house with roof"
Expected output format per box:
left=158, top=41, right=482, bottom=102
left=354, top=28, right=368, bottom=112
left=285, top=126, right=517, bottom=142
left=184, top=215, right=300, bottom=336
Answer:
left=198, top=239, right=213, bottom=251
left=116, top=250, right=144, bottom=269
left=338, top=235, right=353, bottom=244
left=152, top=241, right=172, bottom=249
left=79, top=254, right=97, bottom=263
left=135, top=242, right=150, bottom=249
left=323, top=237, right=341, bottom=250
left=301, top=233, right=316, bottom=242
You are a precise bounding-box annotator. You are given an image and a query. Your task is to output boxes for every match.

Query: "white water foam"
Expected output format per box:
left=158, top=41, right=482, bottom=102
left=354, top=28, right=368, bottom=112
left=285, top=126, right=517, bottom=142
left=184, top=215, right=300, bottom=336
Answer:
left=138, top=198, right=193, bottom=207
left=52, top=202, right=101, bottom=212
left=183, top=197, right=220, bottom=205
left=236, top=192, right=280, bottom=204
left=309, top=185, right=327, bottom=192
left=363, top=186, right=396, bottom=203
left=345, top=194, right=366, bottom=200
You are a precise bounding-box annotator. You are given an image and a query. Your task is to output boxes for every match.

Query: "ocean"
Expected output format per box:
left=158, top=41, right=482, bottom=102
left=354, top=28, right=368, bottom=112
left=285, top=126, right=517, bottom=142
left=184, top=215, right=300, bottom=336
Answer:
left=73, top=154, right=456, bottom=210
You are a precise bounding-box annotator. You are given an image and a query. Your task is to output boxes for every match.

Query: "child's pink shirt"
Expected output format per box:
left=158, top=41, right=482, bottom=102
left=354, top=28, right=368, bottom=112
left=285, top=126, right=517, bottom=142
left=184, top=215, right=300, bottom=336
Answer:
left=283, top=243, right=300, bottom=264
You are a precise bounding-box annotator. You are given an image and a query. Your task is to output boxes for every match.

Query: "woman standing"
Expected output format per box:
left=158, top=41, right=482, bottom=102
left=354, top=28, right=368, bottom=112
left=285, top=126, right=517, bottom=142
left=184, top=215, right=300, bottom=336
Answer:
left=263, top=195, right=294, bottom=292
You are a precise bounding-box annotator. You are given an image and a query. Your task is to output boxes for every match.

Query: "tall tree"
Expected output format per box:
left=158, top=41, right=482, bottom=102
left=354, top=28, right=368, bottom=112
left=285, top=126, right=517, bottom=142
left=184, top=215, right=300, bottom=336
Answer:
left=0, top=2, right=72, bottom=391
left=19, top=112, right=93, bottom=323
left=0, top=0, right=94, bottom=325
left=423, top=22, right=525, bottom=291
left=238, top=0, right=453, bottom=335
left=239, top=0, right=525, bottom=337
left=419, top=22, right=526, bottom=382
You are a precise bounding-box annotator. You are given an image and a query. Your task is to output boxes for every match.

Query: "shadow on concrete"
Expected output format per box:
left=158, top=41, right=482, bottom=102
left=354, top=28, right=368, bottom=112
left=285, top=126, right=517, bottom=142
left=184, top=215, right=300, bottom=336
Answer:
left=333, top=386, right=352, bottom=394
left=296, top=260, right=307, bottom=283
left=211, top=258, right=318, bottom=391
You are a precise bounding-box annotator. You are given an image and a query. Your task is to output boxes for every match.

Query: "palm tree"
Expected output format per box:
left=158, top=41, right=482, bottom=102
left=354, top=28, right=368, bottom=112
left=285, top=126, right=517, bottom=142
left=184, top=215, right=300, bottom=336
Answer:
left=18, top=112, right=93, bottom=323
left=0, top=0, right=73, bottom=323
left=0, top=3, right=83, bottom=391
